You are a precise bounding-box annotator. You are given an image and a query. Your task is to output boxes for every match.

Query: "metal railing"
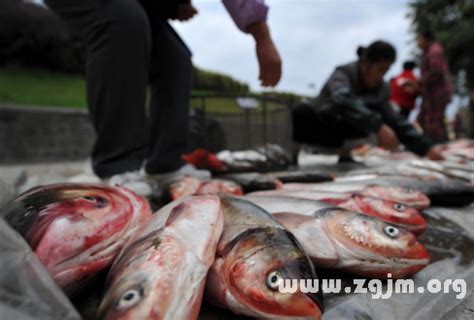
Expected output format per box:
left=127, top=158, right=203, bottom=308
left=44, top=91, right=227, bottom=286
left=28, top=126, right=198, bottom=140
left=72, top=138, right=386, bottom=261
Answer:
left=189, top=93, right=293, bottom=151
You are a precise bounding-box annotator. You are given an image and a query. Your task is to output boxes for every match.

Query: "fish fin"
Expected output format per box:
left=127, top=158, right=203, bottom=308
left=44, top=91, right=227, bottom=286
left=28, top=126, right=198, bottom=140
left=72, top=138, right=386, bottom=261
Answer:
left=273, top=212, right=339, bottom=267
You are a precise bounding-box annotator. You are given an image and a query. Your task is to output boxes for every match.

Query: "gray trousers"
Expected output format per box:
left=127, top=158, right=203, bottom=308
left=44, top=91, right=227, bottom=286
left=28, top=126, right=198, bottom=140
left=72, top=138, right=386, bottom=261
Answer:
left=45, top=0, right=192, bottom=177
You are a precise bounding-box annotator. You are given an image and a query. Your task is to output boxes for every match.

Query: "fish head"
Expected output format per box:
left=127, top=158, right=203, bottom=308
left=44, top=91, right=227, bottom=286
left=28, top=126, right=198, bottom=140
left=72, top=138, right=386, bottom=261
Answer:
left=222, top=227, right=323, bottom=319
left=348, top=194, right=427, bottom=234
left=97, top=230, right=168, bottom=320
left=197, top=179, right=243, bottom=196
left=322, top=210, right=430, bottom=278
left=3, top=183, right=151, bottom=290
left=361, top=184, right=431, bottom=209
left=99, top=195, right=223, bottom=320
left=169, top=177, right=201, bottom=200
left=217, top=180, right=244, bottom=196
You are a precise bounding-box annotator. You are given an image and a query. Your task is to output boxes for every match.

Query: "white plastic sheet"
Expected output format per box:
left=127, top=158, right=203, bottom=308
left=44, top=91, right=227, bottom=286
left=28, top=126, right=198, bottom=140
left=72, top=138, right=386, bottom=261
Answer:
left=0, top=218, right=80, bottom=320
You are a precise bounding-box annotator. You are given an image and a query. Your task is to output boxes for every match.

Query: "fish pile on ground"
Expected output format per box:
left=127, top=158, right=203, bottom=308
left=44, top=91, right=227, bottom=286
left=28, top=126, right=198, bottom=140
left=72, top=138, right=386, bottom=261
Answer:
left=1, top=141, right=474, bottom=319
left=350, top=139, right=474, bottom=165
left=182, top=144, right=293, bottom=173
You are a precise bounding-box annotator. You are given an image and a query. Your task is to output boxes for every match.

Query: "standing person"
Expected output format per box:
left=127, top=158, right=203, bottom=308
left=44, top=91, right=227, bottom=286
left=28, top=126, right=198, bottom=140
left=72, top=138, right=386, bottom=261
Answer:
left=292, top=40, right=444, bottom=162
left=416, top=30, right=453, bottom=143
left=390, top=61, right=418, bottom=119
left=44, top=0, right=282, bottom=195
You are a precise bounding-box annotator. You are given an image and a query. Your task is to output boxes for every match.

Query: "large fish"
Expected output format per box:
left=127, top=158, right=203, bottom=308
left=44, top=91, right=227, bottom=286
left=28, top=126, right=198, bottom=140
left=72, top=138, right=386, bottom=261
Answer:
left=341, top=160, right=474, bottom=183
left=243, top=196, right=430, bottom=278
left=1, top=183, right=151, bottom=294
left=245, top=194, right=427, bottom=234
left=205, top=197, right=323, bottom=319
left=98, top=195, right=224, bottom=320
left=333, top=175, right=474, bottom=206
left=281, top=182, right=431, bottom=209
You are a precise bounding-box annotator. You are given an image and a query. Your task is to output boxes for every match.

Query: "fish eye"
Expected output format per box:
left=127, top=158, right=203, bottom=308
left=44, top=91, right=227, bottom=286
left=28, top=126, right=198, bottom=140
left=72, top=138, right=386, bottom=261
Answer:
left=266, top=271, right=283, bottom=291
left=81, top=196, right=107, bottom=208
left=118, top=288, right=142, bottom=309
left=393, top=203, right=405, bottom=211
left=384, top=225, right=399, bottom=238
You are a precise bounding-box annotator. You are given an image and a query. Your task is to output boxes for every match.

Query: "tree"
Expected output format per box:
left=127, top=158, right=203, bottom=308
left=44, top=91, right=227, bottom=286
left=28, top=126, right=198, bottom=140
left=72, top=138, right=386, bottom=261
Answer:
left=409, top=0, right=474, bottom=87
left=409, top=0, right=474, bottom=136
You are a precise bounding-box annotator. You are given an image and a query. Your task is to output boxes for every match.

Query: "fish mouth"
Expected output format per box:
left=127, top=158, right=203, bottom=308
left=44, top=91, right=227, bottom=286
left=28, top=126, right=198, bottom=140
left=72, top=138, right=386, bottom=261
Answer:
left=335, top=239, right=430, bottom=278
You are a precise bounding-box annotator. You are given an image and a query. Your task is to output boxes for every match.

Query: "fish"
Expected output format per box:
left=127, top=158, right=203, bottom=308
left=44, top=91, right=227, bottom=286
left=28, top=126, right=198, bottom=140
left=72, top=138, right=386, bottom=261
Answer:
left=440, top=139, right=474, bottom=161
left=169, top=177, right=243, bottom=200
left=98, top=195, right=224, bottom=320
left=205, top=197, right=323, bottom=319
left=406, top=160, right=474, bottom=183
left=333, top=175, right=474, bottom=207
left=280, top=182, right=431, bottom=209
left=341, top=160, right=474, bottom=183
left=217, top=172, right=283, bottom=192
left=215, top=144, right=291, bottom=173
left=266, top=170, right=334, bottom=183
left=242, top=196, right=430, bottom=278
left=1, top=183, right=152, bottom=294
left=245, top=194, right=427, bottom=234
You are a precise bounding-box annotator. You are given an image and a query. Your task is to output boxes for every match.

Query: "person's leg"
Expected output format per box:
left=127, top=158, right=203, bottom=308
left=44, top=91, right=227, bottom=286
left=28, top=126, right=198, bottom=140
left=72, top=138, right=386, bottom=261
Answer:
left=46, top=0, right=151, bottom=178
left=144, top=20, right=193, bottom=174
left=292, top=103, right=319, bottom=145
left=418, top=97, right=448, bottom=143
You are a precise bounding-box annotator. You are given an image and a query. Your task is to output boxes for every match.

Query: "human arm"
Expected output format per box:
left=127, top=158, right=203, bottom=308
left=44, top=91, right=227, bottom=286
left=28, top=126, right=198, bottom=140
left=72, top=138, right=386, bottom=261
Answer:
left=247, top=21, right=281, bottom=86
left=378, top=101, right=438, bottom=157
left=326, top=69, right=384, bottom=135
left=222, top=0, right=281, bottom=86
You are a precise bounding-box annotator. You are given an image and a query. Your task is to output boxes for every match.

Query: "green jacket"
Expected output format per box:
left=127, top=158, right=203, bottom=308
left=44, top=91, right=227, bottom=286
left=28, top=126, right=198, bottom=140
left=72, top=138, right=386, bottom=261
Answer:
left=314, top=61, right=432, bottom=156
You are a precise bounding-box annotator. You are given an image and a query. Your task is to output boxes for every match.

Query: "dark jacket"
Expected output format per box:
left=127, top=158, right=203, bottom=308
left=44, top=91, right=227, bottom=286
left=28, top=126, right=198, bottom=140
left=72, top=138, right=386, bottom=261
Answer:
left=313, top=61, right=432, bottom=156
left=139, top=0, right=187, bottom=20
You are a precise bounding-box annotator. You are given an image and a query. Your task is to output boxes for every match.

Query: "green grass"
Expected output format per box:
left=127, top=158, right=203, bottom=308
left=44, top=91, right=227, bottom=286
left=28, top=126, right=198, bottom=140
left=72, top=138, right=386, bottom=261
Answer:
left=0, top=67, right=287, bottom=114
left=0, top=66, right=87, bottom=108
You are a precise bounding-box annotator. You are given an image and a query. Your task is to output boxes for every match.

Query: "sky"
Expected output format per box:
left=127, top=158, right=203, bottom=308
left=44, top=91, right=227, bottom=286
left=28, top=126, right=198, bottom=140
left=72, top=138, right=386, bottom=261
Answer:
left=171, top=0, right=417, bottom=96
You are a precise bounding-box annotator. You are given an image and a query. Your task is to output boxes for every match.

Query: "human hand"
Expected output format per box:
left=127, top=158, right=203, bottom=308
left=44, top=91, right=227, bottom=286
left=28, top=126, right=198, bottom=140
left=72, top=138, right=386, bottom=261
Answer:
left=247, top=22, right=282, bottom=87
left=377, top=124, right=400, bottom=152
left=174, top=3, right=198, bottom=21
left=256, top=39, right=282, bottom=87
left=426, top=145, right=445, bottom=161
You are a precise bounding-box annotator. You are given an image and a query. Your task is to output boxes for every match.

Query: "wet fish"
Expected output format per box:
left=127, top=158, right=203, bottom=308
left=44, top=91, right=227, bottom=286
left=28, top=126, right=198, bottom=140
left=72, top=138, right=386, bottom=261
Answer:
left=98, top=195, right=224, bottom=320
left=205, top=197, right=323, bottom=319
left=267, top=170, right=334, bottom=183
left=1, top=183, right=152, bottom=294
left=245, top=194, right=427, bottom=234
left=244, top=197, right=430, bottom=278
left=406, top=160, right=474, bottom=183
left=169, top=177, right=243, bottom=200
left=333, top=175, right=474, bottom=207
left=345, top=160, right=474, bottom=183
left=440, top=139, right=474, bottom=161
left=281, top=182, right=431, bottom=209
left=217, top=172, right=283, bottom=192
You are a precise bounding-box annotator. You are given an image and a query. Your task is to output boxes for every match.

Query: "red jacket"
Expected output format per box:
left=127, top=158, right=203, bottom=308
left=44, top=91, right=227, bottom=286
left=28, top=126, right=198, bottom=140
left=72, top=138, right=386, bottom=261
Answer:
left=390, top=70, right=418, bottom=110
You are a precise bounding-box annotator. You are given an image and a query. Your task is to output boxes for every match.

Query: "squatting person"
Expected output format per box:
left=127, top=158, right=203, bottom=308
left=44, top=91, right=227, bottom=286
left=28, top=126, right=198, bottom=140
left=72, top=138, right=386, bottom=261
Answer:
left=292, top=40, right=443, bottom=162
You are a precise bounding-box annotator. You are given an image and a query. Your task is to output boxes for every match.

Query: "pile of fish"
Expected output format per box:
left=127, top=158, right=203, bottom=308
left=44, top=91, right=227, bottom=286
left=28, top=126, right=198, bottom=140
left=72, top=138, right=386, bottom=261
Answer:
left=183, top=144, right=293, bottom=173
left=1, top=140, right=473, bottom=319
left=350, top=140, right=474, bottom=164
left=440, top=139, right=474, bottom=162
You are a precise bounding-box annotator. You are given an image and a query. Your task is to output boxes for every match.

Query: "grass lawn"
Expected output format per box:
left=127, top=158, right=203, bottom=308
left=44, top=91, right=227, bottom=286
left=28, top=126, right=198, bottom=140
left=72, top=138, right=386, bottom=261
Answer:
left=0, top=67, right=287, bottom=114
left=0, top=66, right=87, bottom=108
